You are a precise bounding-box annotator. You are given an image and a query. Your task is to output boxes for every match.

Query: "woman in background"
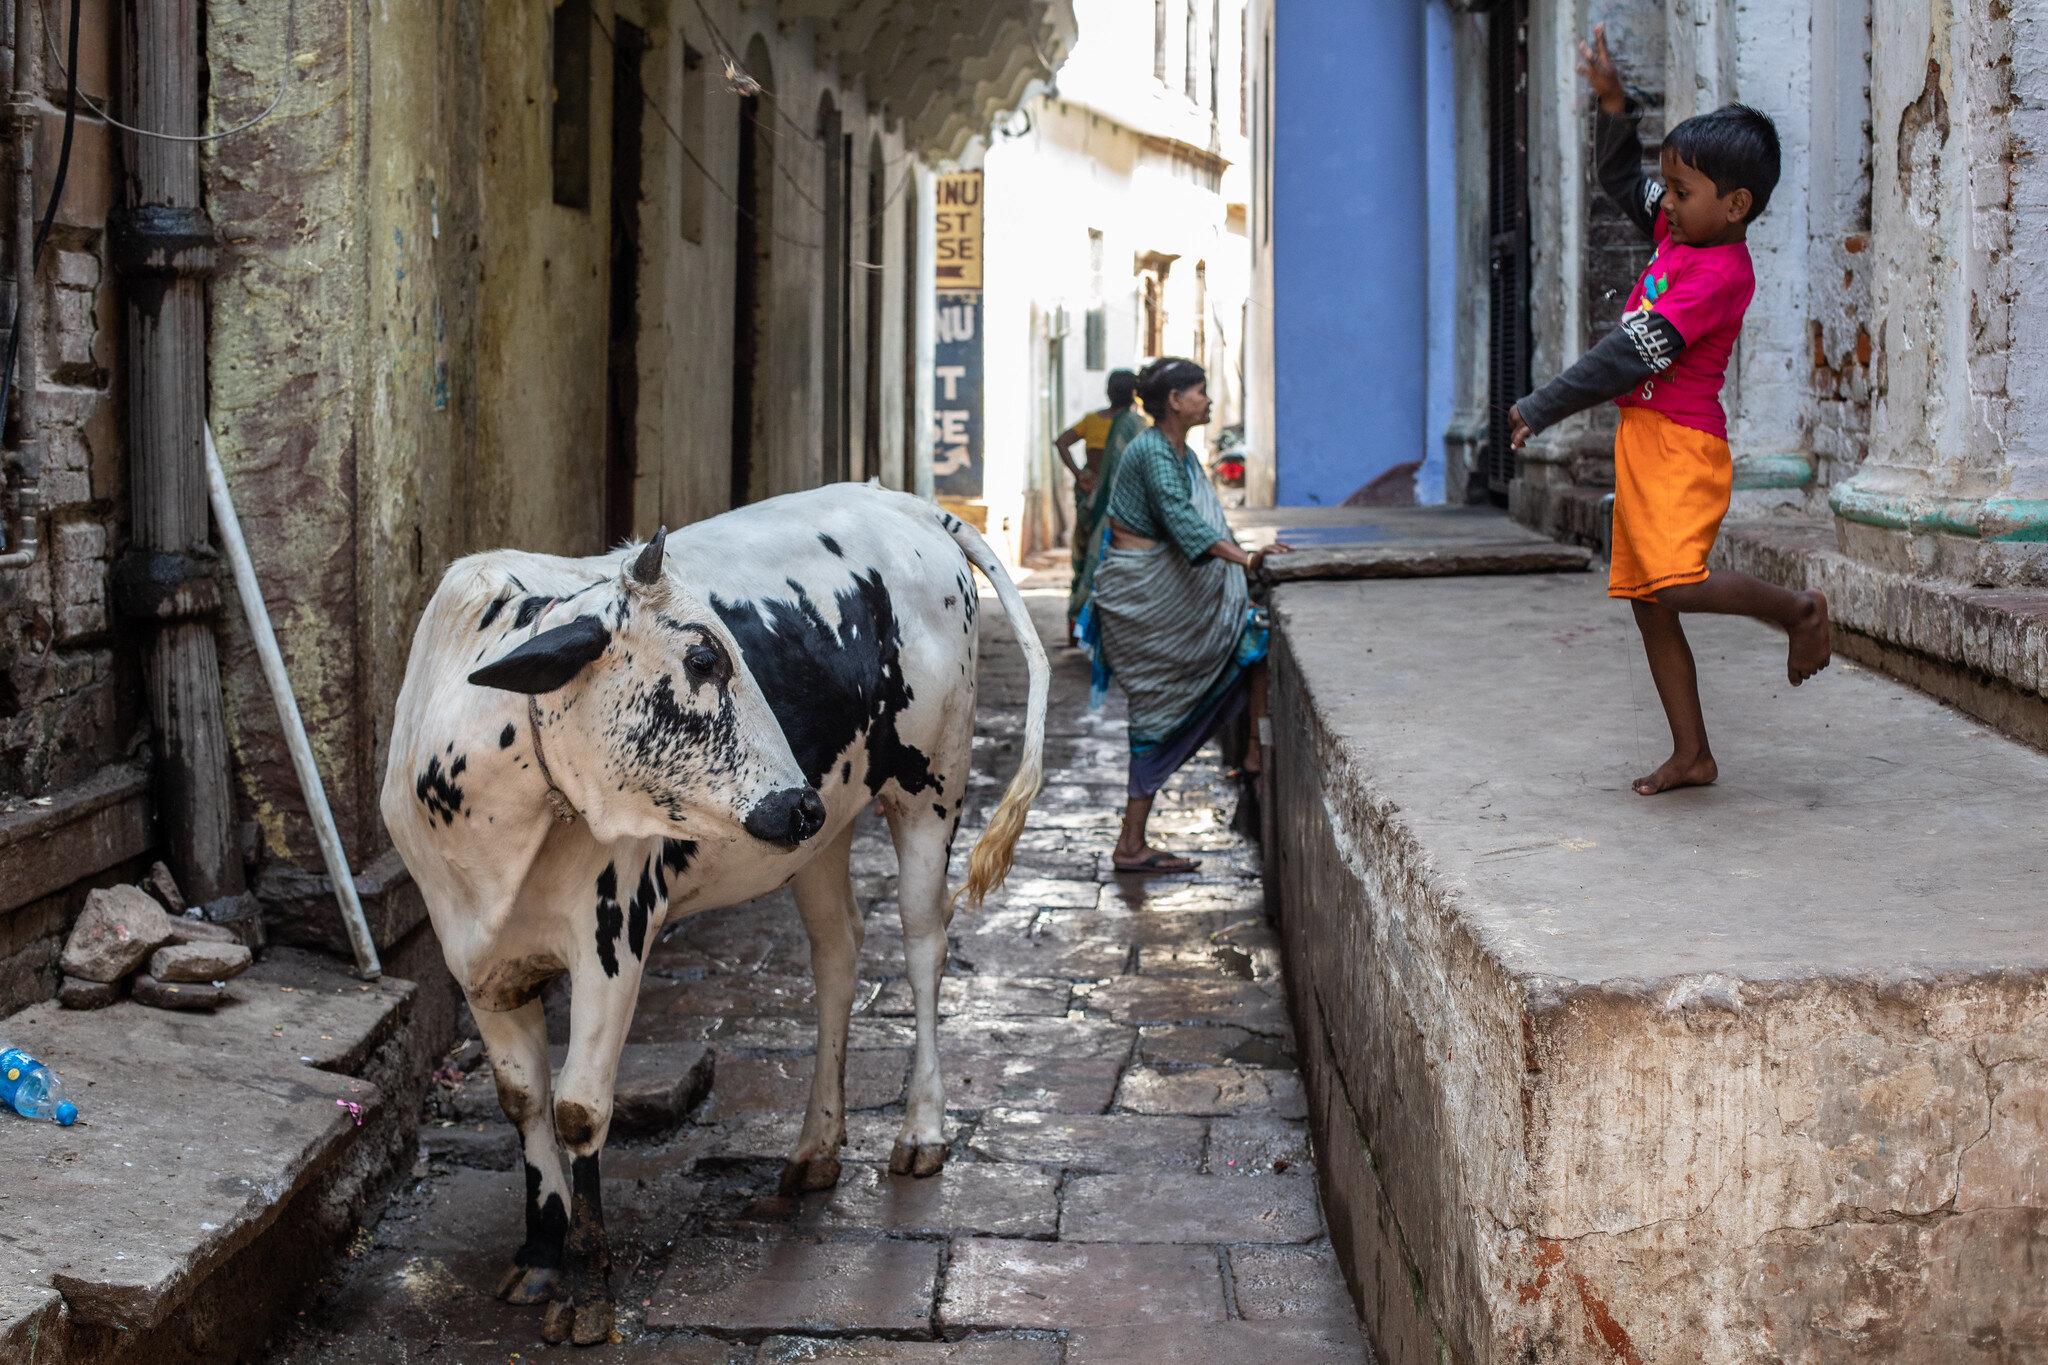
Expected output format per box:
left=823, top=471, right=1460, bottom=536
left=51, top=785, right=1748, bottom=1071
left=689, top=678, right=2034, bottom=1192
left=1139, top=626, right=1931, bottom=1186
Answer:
left=1081, top=358, right=1290, bottom=874
left=1056, top=369, right=1143, bottom=644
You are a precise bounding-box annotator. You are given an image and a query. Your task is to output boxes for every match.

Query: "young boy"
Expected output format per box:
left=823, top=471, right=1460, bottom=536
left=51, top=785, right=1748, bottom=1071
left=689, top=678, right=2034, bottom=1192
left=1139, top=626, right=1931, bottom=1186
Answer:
left=1510, top=25, right=1830, bottom=796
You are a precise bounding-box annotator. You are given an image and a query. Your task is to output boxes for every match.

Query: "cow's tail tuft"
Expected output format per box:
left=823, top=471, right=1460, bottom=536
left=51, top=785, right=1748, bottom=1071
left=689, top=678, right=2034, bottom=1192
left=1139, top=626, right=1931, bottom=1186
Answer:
left=944, top=516, right=1049, bottom=908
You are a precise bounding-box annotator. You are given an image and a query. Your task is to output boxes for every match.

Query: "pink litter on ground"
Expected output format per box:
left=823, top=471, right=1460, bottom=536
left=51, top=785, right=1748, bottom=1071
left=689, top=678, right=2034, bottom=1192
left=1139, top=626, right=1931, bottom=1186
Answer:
left=337, top=1099, right=363, bottom=1126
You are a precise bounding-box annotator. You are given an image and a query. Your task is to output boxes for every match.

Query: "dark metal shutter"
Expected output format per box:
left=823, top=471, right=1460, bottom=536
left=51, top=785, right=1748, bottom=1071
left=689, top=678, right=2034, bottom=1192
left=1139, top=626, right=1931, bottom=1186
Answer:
left=1484, top=0, right=1531, bottom=505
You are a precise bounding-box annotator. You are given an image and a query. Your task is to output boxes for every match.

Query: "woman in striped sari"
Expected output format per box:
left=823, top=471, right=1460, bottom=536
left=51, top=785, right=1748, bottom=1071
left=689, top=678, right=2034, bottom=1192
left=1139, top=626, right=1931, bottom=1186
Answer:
left=1082, top=358, right=1292, bottom=874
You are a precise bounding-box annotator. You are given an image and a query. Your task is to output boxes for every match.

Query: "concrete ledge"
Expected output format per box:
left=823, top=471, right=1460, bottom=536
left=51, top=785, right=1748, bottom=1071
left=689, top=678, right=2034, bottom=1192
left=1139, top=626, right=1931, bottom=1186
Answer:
left=258, top=846, right=428, bottom=956
left=0, top=950, right=420, bottom=1360
left=1261, top=540, right=1591, bottom=583
left=0, top=765, right=152, bottom=917
left=1716, top=519, right=2048, bottom=749
left=1271, top=573, right=2048, bottom=1363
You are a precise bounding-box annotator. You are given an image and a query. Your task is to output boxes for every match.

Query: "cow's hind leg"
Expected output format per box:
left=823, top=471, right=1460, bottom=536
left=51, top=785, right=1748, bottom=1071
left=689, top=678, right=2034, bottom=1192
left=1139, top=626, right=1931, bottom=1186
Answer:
left=470, top=997, right=569, bottom=1306
left=887, top=806, right=956, bottom=1176
left=539, top=952, right=644, bottom=1347
left=784, top=821, right=863, bottom=1194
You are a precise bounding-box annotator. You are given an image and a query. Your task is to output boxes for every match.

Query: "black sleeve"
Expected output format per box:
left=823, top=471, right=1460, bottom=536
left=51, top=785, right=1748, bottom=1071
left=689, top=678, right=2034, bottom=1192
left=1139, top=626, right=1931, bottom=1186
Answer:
left=1597, top=98, right=1664, bottom=240
left=1514, top=312, right=1687, bottom=435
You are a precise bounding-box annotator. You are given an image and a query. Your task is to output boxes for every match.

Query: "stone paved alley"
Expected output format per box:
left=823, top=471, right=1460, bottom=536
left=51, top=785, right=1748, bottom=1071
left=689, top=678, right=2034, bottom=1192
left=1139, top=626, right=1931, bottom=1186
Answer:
left=265, top=573, right=1370, bottom=1363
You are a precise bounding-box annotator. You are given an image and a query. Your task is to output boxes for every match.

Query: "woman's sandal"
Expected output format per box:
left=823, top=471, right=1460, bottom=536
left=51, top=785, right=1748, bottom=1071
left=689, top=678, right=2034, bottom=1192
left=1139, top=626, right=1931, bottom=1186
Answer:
left=1112, top=850, right=1201, bottom=875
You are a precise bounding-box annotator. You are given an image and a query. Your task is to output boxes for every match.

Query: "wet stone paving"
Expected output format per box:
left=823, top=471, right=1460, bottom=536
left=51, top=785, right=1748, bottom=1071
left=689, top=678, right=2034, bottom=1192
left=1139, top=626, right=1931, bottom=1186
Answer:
left=268, top=576, right=1370, bottom=1363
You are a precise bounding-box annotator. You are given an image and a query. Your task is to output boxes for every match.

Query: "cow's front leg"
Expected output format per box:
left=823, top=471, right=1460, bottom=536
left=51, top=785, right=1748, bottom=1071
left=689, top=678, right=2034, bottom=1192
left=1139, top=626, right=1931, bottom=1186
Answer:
left=541, top=954, right=640, bottom=1346
left=888, top=808, right=955, bottom=1176
left=785, top=822, right=862, bottom=1194
left=469, top=996, right=569, bottom=1306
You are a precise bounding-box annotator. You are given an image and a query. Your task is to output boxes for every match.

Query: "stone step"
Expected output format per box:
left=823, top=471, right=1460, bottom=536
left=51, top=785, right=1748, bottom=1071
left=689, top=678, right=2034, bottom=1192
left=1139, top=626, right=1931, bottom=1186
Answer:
left=1272, top=569, right=2048, bottom=1363
left=0, top=949, right=414, bottom=1357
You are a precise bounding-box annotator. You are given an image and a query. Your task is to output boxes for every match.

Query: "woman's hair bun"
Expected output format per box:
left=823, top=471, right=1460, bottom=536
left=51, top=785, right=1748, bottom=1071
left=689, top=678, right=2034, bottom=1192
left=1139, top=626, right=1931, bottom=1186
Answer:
left=1135, top=357, right=1206, bottom=419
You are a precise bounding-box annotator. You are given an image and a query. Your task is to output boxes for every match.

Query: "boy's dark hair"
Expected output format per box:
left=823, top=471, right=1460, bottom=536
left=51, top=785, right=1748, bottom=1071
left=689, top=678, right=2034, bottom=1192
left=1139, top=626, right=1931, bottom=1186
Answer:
left=1136, top=357, right=1204, bottom=420
left=1107, top=369, right=1139, bottom=408
left=1664, top=103, right=1780, bottom=221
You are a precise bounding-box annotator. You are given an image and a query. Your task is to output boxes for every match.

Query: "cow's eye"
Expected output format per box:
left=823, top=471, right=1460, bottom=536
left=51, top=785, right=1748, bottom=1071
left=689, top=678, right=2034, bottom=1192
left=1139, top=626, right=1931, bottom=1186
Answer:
left=684, top=644, right=721, bottom=680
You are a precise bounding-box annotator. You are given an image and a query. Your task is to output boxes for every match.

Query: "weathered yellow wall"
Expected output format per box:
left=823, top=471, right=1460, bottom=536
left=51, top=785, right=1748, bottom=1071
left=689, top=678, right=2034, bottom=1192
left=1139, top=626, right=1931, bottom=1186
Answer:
left=206, top=0, right=918, bottom=882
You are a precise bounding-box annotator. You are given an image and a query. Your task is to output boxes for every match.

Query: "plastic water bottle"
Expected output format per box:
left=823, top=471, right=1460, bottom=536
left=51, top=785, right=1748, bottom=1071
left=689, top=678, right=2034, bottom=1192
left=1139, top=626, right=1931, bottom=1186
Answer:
left=0, top=1042, right=78, bottom=1125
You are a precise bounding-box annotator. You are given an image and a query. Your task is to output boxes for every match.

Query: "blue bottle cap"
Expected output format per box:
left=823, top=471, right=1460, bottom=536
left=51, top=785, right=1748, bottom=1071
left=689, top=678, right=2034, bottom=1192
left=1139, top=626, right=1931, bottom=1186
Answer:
left=55, top=1101, right=77, bottom=1126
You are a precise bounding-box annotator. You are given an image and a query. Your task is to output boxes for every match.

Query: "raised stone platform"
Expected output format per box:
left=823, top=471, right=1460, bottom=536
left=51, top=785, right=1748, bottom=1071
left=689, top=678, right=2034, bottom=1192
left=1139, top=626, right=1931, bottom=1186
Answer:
left=1270, top=569, right=2048, bottom=1363
left=0, top=950, right=421, bottom=1363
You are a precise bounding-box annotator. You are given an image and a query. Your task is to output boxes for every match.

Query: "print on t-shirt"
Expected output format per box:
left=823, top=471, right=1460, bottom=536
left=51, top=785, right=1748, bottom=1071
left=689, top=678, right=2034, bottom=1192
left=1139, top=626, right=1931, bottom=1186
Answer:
left=1612, top=208, right=1756, bottom=440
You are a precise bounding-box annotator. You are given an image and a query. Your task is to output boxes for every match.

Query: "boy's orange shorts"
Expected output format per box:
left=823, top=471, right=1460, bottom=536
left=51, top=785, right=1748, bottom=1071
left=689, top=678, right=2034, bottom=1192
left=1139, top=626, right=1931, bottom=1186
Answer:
left=1608, top=406, right=1732, bottom=601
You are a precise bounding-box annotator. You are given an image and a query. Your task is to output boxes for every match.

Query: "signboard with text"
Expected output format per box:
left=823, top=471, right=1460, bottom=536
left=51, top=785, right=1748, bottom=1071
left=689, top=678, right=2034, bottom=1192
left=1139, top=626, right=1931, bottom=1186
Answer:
left=932, top=292, right=983, bottom=498
left=934, top=171, right=983, bottom=290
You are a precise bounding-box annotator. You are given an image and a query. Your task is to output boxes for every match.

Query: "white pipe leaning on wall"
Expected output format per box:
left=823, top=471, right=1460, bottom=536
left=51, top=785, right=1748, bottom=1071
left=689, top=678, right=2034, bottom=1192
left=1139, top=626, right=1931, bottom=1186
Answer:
left=205, top=423, right=382, bottom=980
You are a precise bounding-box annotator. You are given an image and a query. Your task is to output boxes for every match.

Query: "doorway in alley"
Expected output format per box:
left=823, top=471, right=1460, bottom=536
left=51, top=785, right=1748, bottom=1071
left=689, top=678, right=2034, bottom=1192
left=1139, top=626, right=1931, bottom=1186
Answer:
left=730, top=41, right=775, bottom=508
left=605, top=18, right=648, bottom=546
left=1482, top=0, right=1530, bottom=506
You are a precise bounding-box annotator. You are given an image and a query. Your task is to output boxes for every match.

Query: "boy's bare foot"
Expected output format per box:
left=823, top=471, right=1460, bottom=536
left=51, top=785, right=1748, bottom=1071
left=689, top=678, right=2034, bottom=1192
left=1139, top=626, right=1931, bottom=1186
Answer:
left=1633, top=750, right=1717, bottom=796
left=1788, top=589, right=1830, bottom=685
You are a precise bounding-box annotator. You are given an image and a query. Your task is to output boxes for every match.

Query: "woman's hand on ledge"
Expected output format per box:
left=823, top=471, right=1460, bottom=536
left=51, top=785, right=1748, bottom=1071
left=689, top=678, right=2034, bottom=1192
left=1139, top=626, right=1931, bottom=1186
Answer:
left=1248, top=542, right=1294, bottom=575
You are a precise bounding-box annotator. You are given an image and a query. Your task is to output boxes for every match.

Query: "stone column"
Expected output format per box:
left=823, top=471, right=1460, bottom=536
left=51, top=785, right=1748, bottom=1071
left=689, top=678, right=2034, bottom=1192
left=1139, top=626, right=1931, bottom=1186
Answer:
left=1724, top=0, right=1821, bottom=503
left=1831, top=0, right=2048, bottom=586
left=1512, top=0, right=1591, bottom=528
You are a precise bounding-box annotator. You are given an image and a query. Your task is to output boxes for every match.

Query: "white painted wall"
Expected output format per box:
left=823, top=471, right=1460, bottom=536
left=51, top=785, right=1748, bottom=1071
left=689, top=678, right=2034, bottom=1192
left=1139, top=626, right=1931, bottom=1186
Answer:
left=978, top=0, right=1253, bottom=563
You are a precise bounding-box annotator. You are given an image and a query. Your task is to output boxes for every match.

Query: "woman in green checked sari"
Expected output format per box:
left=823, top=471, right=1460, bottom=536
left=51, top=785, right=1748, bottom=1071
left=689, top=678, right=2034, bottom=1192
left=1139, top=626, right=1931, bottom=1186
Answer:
left=1081, top=358, right=1292, bottom=874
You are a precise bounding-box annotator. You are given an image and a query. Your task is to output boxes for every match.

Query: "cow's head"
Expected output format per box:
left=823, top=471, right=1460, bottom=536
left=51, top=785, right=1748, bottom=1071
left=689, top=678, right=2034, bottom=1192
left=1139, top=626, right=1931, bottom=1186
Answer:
left=466, top=530, right=824, bottom=849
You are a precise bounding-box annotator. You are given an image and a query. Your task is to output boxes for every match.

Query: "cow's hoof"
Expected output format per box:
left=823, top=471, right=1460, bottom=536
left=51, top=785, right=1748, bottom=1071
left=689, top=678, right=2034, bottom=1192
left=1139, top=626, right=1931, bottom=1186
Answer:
left=889, top=1136, right=949, bottom=1177
left=777, top=1153, right=842, bottom=1195
left=496, top=1264, right=560, bottom=1305
left=540, top=1298, right=574, bottom=1345
left=572, top=1298, right=616, bottom=1346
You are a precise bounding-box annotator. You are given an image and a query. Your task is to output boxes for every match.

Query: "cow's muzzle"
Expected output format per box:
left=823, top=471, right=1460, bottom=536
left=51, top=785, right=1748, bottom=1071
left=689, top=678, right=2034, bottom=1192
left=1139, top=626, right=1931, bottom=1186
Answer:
left=744, top=786, right=826, bottom=847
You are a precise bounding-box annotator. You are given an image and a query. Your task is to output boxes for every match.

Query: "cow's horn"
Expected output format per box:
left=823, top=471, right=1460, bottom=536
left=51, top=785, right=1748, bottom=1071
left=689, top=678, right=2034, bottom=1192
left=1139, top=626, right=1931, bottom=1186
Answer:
left=631, top=527, right=669, bottom=586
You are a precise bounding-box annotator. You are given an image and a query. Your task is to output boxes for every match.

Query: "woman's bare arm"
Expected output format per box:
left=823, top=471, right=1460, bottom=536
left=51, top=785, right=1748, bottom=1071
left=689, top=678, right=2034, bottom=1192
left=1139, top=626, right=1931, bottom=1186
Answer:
left=1054, top=426, right=1087, bottom=480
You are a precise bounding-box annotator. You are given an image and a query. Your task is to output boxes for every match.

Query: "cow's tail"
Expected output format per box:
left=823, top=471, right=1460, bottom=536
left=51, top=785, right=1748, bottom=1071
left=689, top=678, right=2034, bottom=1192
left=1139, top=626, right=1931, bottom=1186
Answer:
left=946, top=517, right=1049, bottom=907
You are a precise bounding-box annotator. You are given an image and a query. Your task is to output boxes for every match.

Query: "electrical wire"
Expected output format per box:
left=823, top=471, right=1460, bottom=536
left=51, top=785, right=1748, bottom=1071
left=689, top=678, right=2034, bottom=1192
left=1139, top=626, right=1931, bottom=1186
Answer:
left=590, top=9, right=823, bottom=253
left=38, top=0, right=296, bottom=144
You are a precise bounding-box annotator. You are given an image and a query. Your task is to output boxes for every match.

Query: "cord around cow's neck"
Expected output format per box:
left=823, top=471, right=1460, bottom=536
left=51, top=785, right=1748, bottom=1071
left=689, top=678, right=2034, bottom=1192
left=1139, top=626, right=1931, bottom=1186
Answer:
left=527, top=696, right=581, bottom=822
left=523, top=597, right=581, bottom=823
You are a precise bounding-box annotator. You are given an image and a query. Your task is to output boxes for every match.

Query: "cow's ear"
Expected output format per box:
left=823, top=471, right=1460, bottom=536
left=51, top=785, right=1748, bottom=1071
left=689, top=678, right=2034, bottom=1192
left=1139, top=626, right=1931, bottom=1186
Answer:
left=467, top=615, right=611, bottom=694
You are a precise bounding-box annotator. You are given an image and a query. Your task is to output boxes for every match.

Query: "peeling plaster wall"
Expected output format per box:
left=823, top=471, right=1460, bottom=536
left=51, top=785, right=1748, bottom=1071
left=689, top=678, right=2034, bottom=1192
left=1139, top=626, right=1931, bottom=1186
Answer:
left=205, top=0, right=374, bottom=868
left=1863, top=0, right=2010, bottom=504
left=1808, top=0, right=1876, bottom=493
left=204, top=0, right=925, bottom=904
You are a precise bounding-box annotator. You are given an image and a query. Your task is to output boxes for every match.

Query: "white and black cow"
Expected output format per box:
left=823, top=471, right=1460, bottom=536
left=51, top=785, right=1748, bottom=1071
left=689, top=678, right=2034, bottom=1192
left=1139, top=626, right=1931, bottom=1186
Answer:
left=381, top=484, right=1048, bottom=1345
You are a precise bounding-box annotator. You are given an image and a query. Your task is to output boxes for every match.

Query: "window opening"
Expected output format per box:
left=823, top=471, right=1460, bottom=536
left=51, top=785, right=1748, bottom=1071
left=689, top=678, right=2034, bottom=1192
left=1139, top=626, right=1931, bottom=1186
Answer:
left=1483, top=1, right=1533, bottom=504
left=729, top=42, right=775, bottom=507
left=678, top=44, right=705, bottom=243
left=551, top=0, right=593, bottom=208
left=604, top=19, right=648, bottom=545
left=863, top=138, right=885, bottom=483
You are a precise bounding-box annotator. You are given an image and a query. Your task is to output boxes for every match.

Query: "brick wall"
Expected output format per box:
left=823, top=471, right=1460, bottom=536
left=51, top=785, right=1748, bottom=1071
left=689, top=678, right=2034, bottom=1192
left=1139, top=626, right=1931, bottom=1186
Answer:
left=0, top=0, right=149, bottom=1006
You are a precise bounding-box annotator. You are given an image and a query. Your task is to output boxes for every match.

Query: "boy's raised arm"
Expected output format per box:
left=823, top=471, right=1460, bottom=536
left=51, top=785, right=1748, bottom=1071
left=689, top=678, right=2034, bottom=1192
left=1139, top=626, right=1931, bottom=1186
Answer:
left=1580, top=25, right=1662, bottom=239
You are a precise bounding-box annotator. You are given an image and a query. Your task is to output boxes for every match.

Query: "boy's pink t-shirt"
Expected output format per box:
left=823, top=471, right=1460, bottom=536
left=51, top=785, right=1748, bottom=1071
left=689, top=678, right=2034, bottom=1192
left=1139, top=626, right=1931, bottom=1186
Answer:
left=1612, top=208, right=1755, bottom=440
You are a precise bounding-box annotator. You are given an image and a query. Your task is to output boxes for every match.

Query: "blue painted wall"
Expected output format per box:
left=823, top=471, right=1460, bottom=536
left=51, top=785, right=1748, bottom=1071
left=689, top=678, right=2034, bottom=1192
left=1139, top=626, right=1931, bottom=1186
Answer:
left=1272, top=0, right=1428, bottom=506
